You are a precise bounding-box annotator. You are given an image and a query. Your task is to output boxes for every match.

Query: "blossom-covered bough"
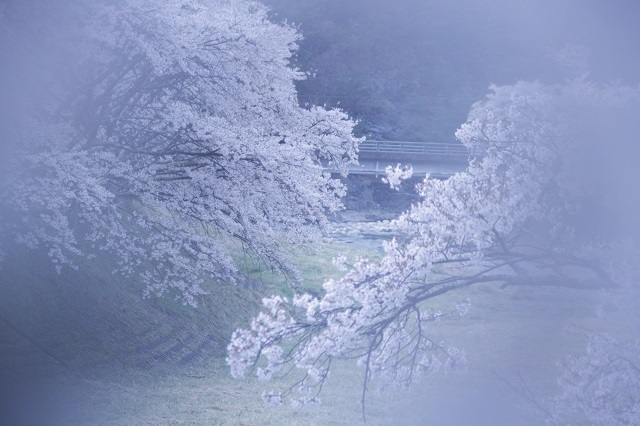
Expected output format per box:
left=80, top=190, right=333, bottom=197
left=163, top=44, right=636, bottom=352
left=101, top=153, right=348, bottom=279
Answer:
left=552, top=327, right=640, bottom=426
left=228, top=79, right=640, bottom=415
left=1, top=0, right=358, bottom=305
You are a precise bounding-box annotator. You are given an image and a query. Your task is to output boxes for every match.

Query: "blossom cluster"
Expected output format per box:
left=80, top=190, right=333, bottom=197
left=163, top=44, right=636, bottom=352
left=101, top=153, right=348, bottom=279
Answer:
left=3, top=0, right=359, bottom=305
left=228, top=79, right=638, bottom=407
left=553, top=330, right=640, bottom=425
left=382, top=163, right=413, bottom=190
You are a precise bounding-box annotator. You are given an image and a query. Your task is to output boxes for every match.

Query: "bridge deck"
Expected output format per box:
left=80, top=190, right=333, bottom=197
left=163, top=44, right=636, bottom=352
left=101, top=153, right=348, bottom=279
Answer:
left=347, top=159, right=466, bottom=178
left=359, top=140, right=471, bottom=159
left=347, top=140, right=472, bottom=177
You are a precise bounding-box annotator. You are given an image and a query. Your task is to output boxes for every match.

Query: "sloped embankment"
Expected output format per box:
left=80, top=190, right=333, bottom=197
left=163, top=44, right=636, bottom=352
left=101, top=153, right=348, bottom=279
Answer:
left=0, top=243, right=261, bottom=379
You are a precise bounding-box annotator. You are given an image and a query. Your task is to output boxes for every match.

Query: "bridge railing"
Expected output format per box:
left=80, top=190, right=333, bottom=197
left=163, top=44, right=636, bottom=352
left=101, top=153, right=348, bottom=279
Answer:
left=359, top=140, right=470, bottom=159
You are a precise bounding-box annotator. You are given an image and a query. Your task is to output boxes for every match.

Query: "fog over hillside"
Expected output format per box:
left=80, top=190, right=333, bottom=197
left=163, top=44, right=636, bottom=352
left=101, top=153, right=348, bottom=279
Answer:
left=265, top=0, right=640, bottom=140
left=0, top=1, right=639, bottom=425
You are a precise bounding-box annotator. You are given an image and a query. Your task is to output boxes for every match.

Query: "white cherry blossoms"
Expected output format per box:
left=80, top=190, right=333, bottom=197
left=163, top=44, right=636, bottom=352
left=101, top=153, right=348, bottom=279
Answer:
left=552, top=329, right=640, bottom=425
left=382, top=163, right=413, bottom=190
left=4, top=0, right=359, bottom=305
left=228, top=79, right=639, bottom=408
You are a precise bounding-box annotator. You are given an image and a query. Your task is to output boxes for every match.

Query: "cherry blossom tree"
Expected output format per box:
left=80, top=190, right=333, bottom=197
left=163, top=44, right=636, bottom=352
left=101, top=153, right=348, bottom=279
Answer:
left=1, top=0, right=358, bottom=305
left=551, top=327, right=640, bottom=425
left=227, top=78, right=640, bottom=411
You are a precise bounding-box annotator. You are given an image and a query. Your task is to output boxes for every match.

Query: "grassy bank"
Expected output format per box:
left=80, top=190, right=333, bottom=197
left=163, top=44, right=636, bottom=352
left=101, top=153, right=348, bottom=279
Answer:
left=1, top=231, right=637, bottom=425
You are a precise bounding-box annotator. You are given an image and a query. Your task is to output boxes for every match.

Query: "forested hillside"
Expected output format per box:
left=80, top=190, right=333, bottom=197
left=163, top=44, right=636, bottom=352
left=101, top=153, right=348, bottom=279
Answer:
left=1, top=1, right=639, bottom=425
left=264, top=0, right=640, bottom=140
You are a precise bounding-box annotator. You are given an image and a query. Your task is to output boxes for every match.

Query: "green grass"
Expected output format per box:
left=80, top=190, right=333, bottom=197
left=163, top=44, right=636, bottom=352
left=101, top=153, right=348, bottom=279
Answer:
left=1, top=233, right=637, bottom=425
left=18, top=280, right=636, bottom=426
left=236, top=239, right=383, bottom=296
left=38, top=359, right=398, bottom=425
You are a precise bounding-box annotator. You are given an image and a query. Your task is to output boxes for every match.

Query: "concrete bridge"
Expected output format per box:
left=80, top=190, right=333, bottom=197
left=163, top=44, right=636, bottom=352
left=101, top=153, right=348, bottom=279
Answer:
left=348, top=140, right=473, bottom=178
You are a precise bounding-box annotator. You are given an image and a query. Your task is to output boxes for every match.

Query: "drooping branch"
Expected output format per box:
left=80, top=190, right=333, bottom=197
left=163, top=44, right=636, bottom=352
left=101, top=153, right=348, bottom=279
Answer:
left=228, top=79, right=637, bottom=413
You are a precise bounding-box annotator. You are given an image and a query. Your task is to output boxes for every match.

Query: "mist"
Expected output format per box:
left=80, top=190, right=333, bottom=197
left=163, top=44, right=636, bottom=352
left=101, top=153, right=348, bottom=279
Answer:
left=1, top=1, right=639, bottom=425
